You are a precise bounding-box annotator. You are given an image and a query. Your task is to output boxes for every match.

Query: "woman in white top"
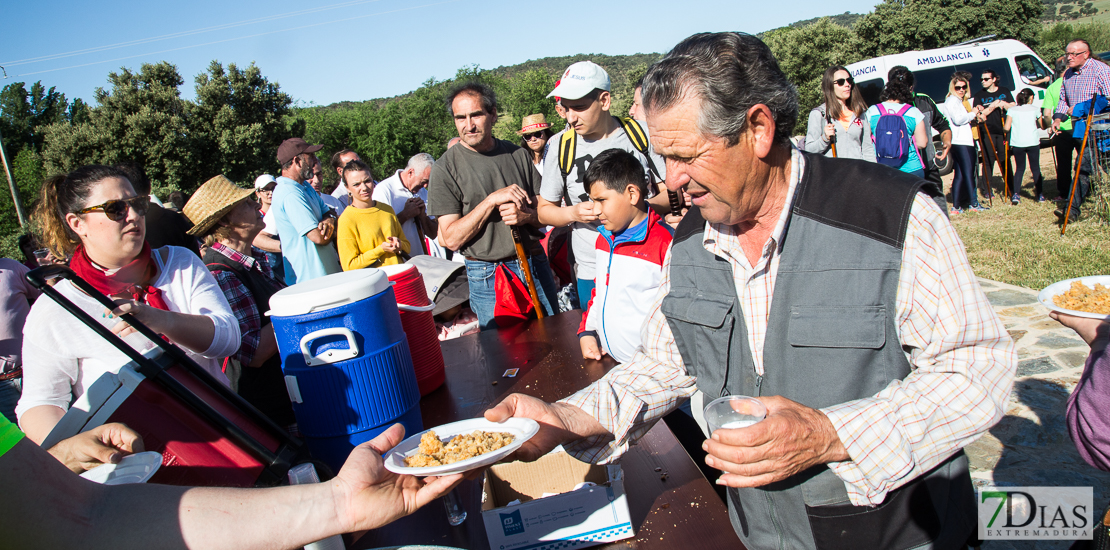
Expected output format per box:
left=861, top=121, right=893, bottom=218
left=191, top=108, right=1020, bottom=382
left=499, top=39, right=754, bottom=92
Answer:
left=804, top=66, right=876, bottom=161
left=1004, top=88, right=1045, bottom=203
left=941, top=71, right=986, bottom=212
left=17, top=165, right=239, bottom=444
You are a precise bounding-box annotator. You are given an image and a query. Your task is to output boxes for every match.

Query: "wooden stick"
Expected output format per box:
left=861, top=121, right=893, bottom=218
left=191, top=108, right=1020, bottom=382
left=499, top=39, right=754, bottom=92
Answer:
left=827, top=114, right=838, bottom=158
left=511, top=226, right=544, bottom=319
left=1062, top=108, right=1096, bottom=235
left=1003, top=137, right=1011, bottom=199
left=976, top=124, right=994, bottom=208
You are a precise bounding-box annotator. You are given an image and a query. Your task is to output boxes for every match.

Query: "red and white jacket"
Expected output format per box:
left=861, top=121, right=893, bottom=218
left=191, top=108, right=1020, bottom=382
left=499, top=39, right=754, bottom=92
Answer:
left=578, top=209, right=673, bottom=363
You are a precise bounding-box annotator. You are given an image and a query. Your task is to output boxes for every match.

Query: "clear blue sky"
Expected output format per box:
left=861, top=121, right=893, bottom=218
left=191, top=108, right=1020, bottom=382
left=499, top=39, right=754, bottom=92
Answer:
left=0, top=0, right=881, bottom=107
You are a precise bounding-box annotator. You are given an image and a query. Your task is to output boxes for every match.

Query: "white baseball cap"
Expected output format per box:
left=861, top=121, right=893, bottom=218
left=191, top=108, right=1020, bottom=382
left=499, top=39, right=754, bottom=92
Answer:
left=547, top=61, right=611, bottom=100
left=254, top=174, right=277, bottom=189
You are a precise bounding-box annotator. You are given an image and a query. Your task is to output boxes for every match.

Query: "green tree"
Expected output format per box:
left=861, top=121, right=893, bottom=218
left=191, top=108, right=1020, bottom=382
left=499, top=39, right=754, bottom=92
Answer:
left=0, top=81, right=70, bottom=153
left=41, top=62, right=195, bottom=189
left=854, top=0, right=1044, bottom=59
left=1037, top=21, right=1110, bottom=67
left=190, top=61, right=295, bottom=184
left=762, top=18, right=857, bottom=133
left=500, top=69, right=560, bottom=139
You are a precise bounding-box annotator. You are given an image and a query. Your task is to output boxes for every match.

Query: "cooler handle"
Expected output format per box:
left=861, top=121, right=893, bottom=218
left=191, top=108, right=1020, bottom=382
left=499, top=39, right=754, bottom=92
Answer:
left=397, top=300, right=436, bottom=313
left=300, top=328, right=359, bottom=366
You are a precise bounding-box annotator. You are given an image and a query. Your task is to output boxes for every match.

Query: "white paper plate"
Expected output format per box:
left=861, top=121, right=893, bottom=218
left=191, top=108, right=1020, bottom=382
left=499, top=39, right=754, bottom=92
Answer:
left=80, top=451, right=163, bottom=485
left=383, top=417, right=539, bottom=476
left=1038, top=276, right=1110, bottom=319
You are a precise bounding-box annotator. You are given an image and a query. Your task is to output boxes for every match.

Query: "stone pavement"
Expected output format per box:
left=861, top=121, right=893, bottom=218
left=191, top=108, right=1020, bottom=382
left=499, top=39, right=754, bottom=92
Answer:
left=969, top=278, right=1110, bottom=549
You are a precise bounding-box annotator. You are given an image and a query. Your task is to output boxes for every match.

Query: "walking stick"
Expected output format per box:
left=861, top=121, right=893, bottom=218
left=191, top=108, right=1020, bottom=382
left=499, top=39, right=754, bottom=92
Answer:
left=415, top=216, right=429, bottom=255
left=510, top=226, right=544, bottom=320
left=1003, top=136, right=1011, bottom=199
left=976, top=125, right=994, bottom=207
left=668, top=190, right=685, bottom=217
left=827, top=114, right=838, bottom=158
left=981, top=123, right=1004, bottom=199
left=1062, top=107, right=1096, bottom=235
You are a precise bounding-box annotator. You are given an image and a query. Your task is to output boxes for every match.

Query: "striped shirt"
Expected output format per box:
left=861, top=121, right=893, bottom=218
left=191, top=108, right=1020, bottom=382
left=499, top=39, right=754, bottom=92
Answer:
left=561, top=149, right=1017, bottom=506
left=1054, top=57, right=1110, bottom=119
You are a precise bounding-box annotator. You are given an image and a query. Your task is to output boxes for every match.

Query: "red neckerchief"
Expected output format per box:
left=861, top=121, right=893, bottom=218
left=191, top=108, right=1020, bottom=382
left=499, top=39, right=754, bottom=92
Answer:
left=70, top=242, right=170, bottom=311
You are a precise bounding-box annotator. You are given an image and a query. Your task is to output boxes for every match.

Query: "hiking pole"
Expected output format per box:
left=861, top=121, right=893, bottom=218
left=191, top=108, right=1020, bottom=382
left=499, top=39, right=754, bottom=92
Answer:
left=1003, top=136, right=1012, bottom=199
left=976, top=126, right=994, bottom=207
left=1062, top=108, right=1096, bottom=235
left=510, top=226, right=544, bottom=320
left=827, top=114, right=838, bottom=158
left=982, top=124, right=1004, bottom=200
left=668, top=190, right=685, bottom=217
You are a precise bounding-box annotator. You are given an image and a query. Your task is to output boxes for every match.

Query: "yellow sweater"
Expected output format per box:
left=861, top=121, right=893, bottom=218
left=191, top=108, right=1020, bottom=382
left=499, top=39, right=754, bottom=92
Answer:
left=337, top=201, right=411, bottom=270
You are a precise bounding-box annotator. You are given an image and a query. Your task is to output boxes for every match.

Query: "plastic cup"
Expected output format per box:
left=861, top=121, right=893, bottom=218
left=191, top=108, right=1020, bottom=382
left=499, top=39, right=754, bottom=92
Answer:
left=33, top=248, right=50, bottom=266
left=703, top=396, right=766, bottom=434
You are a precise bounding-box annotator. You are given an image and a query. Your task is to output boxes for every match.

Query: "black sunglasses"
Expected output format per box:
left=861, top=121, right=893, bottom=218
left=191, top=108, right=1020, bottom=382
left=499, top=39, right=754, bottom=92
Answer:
left=523, top=132, right=546, bottom=141
left=75, top=195, right=150, bottom=222
left=981, top=77, right=993, bottom=82
left=833, top=77, right=854, bottom=86
left=954, top=84, right=968, bottom=90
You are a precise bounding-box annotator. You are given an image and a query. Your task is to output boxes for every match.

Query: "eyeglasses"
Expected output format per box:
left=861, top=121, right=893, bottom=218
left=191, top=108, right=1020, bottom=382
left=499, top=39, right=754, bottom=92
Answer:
left=1066, top=50, right=1089, bottom=58
left=523, top=132, right=546, bottom=141
left=833, top=77, right=854, bottom=86
left=258, top=184, right=276, bottom=192
left=74, top=195, right=150, bottom=222
left=954, top=84, right=968, bottom=90
left=981, top=77, right=993, bottom=82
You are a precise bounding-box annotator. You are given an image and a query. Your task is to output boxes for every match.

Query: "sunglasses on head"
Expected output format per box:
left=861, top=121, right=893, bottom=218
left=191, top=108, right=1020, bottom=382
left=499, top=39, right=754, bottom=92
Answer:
left=523, top=132, right=546, bottom=141
left=834, top=77, right=854, bottom=86
left=75, top=195, right=150, bottom=222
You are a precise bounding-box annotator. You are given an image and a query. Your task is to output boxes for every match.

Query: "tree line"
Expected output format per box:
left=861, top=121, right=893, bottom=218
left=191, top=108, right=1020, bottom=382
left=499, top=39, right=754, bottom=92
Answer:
left=0, top=0, right=1103, bottom=260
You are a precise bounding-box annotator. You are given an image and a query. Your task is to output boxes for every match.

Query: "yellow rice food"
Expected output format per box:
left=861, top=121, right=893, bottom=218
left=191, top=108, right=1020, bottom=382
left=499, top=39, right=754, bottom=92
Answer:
left=404, top=430, right=515, bottom=467
left=1052, top=281, right=1110, bottom=314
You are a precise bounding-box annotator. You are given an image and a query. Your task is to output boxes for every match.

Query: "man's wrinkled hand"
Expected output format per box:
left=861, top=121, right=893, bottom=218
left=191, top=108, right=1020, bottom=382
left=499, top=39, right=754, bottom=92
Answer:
left=703, top=395, right=848, bottom=488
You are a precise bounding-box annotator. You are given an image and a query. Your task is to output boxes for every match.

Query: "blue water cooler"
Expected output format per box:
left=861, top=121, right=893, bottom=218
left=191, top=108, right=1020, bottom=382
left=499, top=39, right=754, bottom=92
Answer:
left=267, top=269, right=422, bottom=471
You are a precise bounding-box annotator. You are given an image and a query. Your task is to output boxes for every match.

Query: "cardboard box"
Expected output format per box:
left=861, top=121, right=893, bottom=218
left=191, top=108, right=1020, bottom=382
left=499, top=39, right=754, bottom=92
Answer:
left=481, top=451, right=633, bottom=550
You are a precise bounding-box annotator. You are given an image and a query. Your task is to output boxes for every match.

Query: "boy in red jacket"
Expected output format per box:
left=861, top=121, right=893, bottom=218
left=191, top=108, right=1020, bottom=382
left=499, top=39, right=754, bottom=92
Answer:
left=578, top=149, right=673, bottom=362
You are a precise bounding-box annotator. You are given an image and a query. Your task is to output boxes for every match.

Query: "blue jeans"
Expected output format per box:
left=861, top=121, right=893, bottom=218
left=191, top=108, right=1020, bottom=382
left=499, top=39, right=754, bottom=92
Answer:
left=0, top=378, right=21, bottom=425
left=576, top=277, right=596, bottom=310
left=465, top=251, right=558, bottom=331
left=951, top=144, right=979, bottom=209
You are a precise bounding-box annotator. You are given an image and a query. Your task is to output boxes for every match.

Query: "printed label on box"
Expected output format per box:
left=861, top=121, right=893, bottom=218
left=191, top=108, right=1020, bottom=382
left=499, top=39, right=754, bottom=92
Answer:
left=501, top=510, right=525, bottom=536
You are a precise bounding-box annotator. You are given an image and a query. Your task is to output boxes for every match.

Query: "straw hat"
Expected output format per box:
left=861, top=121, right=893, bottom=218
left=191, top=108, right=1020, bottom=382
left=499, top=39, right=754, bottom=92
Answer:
left=184, top=175, right=256, bottom=236
left=517, top=114, right=551, bottom=135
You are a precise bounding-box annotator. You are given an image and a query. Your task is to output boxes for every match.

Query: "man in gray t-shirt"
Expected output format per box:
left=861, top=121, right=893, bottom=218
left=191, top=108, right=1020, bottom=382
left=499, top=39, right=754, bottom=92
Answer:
left=537, top=61, right=666, bottom=308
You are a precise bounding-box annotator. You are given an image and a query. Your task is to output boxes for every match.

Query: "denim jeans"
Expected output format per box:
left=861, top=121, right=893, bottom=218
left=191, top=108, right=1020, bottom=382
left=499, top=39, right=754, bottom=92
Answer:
left=465, top=251, right=558, bottom=331
left=951, top=144, right=980, bottom=209
left=0, top=378, right=21, bottom=425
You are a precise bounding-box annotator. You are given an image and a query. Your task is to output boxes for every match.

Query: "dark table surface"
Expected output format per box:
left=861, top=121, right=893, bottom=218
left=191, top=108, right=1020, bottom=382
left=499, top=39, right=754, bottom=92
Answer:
left=354, top=311, right=742, bottom=550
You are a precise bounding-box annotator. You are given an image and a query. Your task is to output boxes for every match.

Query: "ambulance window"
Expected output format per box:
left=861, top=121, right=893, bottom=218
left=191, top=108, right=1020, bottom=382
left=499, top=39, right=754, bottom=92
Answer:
left=857, top=78, right=884, bottom=107
left=1016, top=55, right=1052, bottom=87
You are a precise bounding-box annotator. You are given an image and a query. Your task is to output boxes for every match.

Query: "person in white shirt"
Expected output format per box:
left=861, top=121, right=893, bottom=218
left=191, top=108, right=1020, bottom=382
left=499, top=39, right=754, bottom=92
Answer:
left=373, top=153, right=446, bottom=258
left=328, top=148, right=362, bottom=208
left=308, top=157, right=344, bottom=215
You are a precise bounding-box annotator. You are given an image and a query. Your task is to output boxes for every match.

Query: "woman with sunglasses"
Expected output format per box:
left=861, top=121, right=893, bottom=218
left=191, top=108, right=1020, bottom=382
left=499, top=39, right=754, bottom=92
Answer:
left=804, top=66, right=875, bottom=161
left=518, top=114, right=553, bottom=171
left=16, top=165, right=240, bottom=445
left=941, top=71, right=986, bottom=213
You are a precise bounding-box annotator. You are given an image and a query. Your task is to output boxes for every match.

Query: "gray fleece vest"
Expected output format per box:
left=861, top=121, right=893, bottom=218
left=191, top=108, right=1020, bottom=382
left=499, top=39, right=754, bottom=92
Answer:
left=661, top=153, right=974, bottom=550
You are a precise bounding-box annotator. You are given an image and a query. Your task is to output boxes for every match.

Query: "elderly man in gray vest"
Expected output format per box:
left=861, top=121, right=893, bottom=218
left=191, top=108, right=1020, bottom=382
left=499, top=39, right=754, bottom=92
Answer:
left=487, top=32, right=1016, bottom=550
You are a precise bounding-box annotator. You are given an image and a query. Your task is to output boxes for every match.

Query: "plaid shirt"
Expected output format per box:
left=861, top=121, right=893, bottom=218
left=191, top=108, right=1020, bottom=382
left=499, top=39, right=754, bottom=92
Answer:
left=561, top=149, right=1017, bottom=507
left=1055, top=57, right=1110, bottom=119
left=209, top=242, right=281, bottom=366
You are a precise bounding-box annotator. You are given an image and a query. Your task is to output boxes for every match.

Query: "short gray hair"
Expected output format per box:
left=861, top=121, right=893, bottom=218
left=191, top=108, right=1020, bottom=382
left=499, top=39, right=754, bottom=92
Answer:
left=641, top=32, right=798, bottom=147
left=407, top=152, right=435, bottom=173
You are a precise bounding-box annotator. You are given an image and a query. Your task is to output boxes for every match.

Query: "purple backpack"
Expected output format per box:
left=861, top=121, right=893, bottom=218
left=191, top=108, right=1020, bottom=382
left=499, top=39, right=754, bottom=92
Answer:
left=873, top=103, right=912, bottom=167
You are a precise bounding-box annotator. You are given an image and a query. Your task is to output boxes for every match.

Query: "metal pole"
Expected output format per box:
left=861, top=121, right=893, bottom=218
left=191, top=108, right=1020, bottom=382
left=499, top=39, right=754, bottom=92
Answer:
left=0, top=125, right=28, bottom=228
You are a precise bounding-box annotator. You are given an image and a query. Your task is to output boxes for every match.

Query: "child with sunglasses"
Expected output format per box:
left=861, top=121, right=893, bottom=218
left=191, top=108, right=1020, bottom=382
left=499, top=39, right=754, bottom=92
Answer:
left=16, top=166, right=240, bottom=445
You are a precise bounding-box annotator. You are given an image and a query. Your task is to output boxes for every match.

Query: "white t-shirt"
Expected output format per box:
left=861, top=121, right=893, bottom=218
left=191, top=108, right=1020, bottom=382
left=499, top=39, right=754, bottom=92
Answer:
left=373, top=170, right=429, bottom=256
left=318, top=191, right=345, bottom=216
left=16, top=246, right=240, bottom=421
left=262, top=209, right=279, bottom=236
left=1008, top=104, right=1041, bottom=148
left=539, top=125, right=665, bottom=280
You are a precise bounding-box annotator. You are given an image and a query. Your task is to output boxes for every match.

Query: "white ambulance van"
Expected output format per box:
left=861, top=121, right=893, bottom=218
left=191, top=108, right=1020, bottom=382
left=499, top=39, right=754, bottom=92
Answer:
left=846, top=37, right=1054, bottom=109
left=846, top=37, right=1054, bottom=172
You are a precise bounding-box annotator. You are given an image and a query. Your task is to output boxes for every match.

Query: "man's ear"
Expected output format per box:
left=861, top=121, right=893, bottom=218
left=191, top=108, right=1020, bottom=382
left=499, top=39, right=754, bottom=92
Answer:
left=599, top=91, right=612, bottom=112
left=745, top=104, right=777, bottom=160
